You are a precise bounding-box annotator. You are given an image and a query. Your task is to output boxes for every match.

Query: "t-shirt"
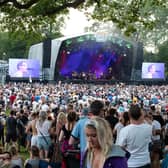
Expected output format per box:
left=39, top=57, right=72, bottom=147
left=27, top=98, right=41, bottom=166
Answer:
left=6, top=116, right=17, bottom=135
left=71, top=116, right=89, bottom=155
left=0, top=117, right=5, bottom=131
left=25, top=159, right=40, bottom=168
left=114, top=122, right=124, bottom=144
left=36, top=120, right=51, bottom=137
left=152, top=120, right=161, bottom=141
left=117, top=123, right=152, bottom=167
left=11, top=158, right=23, bottom=168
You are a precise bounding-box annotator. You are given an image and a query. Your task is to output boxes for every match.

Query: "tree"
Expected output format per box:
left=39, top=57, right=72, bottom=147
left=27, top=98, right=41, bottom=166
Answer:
left=0, top=0, right=167, bottom=60
left=85, top=0, right=167, bottom=59
left=0, top=0, right=97, bottom=33
left=157, top=40, right=168, bottom=67
left=89, top=0, right=168, bottom=36
left=0, top=0, right=167, bottom=36
left=143, top=40, right=168, bottom=74
left=0, top=32, right=30, bottom=60
left=157, top=40, right=168, bottom=76
left=0, top=26, right=62, bottom=60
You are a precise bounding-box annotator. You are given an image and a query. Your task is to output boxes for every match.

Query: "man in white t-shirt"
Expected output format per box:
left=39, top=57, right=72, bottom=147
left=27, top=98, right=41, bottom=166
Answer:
left=117, top=104, right=152, bottom=168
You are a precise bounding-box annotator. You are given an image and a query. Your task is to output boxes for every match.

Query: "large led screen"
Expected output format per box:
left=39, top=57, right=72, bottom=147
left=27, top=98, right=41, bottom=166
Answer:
left=141, top=62, right=165, bottom=79
left=9, top=59, right=40, bottom=78
left=55, top=34, right=134, bottom=80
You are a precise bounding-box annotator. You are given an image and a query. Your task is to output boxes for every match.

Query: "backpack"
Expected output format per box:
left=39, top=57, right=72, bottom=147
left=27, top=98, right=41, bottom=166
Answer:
left=61, top=139, right=72, bottom=154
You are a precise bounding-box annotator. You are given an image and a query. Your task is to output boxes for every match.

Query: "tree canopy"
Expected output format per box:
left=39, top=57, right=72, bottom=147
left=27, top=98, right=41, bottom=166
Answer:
left=0, top=0, right=167, bottom=62
left=0, top=0, right=167, bottom=36
left=0, top=0, right=98, bottom=34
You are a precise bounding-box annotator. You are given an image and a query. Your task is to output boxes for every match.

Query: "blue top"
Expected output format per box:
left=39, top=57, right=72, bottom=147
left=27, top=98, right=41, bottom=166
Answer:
left=71, top=116, right=89, bottom=156
left=161, top=154, right=168, bottom=168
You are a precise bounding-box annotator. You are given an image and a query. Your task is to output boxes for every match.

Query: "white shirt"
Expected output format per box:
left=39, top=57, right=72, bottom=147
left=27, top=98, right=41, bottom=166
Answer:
left=36, top=120, right=51, bottom=137
left=32, top=101, right=39, bottom=111
left=117, top=123, right=152, bottom=167
left=41, top=104, right=49, bottom=112
left=152, top=120, right=161, bottom=141
left=114, top=122, right=124, bottom=144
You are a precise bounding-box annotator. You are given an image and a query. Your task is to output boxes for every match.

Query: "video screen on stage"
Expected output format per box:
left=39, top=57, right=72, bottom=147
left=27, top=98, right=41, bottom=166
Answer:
left=9, top=59, right=40, bottom=78
left=55, top=34, right=134, bottom=80
left=141, top=62, right=165, bottom=79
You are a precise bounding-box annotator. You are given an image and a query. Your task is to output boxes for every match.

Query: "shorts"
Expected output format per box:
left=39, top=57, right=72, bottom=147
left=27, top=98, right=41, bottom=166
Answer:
left=6, top=133, right=17, bottom=143
left=31, top=135, right=38, bottom=147
left=37, top=136, right=51, bottom=150
left=149, top=140, right=163, bottom=160
left=26, top=133, right=32, bottom=141
left=151, top=140, right=162, bottom=153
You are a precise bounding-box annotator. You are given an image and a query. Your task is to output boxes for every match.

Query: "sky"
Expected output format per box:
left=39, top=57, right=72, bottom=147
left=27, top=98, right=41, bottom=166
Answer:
left=61, top=8, right=92, bottom=36
left=61, top=8, right=156, bottom=53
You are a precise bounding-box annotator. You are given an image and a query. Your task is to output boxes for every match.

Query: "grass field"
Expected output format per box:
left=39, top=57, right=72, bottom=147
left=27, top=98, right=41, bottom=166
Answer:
left=19, top=146, right=30, bottom=161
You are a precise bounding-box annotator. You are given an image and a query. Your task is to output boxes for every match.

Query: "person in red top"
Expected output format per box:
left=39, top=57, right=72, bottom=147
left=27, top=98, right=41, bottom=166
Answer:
left=9, top=93, right=16, bottom=106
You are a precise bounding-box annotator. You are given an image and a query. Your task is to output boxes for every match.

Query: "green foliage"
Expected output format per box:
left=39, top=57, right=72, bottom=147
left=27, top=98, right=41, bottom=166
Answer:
left=144, top=40, right=168, bottom=75
left=158, top=41, right=168, bottom=61
left=0, top=0, right=167, bottom=62
left=143, top=52, right=158, bottom=62
left=0, top=0, right=167, bottom=39
left=0, top=27, right=62, bottom=60
left=0, top=0, right=73, bottom=35
left=0, top=1, right=65, bottom=59
left=157, top=41, right=168, bottom=74
left=0, top=32, right=35, bottom=60
left=88, top=0, right=168, bottom=36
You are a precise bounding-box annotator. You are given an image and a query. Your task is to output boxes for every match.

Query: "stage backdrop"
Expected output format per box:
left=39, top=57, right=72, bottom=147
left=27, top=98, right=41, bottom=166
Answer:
left=55, top=34, right=134, bottom=81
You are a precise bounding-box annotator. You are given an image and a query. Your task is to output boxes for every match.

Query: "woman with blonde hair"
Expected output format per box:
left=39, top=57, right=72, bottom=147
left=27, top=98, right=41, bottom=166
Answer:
left=59, top=111, right=77, bottom=168
left=36, top=111, right=52, bottom=159
left=56, top=112, right=67, bottom=137
left=59, top=111, right=77, bottom=145
left=81, top=117, right=128, bottom=168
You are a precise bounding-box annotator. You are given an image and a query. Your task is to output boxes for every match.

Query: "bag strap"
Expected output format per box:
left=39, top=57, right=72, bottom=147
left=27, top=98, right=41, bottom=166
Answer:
left=17, top=119, right=25, bottom=129
left=39, top=130, right=49, bottom=145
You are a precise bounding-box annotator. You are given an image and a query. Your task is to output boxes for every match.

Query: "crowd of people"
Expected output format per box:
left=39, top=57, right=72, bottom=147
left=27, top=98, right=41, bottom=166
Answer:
left=0, top=82, right=168, bottom=167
